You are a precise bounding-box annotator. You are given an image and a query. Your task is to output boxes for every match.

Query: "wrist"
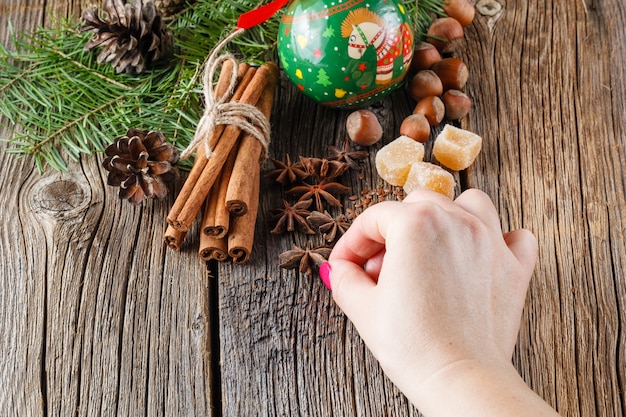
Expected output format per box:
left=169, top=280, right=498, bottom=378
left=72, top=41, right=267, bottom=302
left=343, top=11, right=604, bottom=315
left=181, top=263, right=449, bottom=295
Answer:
left=403, top=359, right=560, bottom=417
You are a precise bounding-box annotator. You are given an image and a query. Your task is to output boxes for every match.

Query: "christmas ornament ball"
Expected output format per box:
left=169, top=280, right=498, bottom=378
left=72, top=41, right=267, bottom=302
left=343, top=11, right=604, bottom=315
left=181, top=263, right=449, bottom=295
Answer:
left=278, top=0, right=414, bottom=108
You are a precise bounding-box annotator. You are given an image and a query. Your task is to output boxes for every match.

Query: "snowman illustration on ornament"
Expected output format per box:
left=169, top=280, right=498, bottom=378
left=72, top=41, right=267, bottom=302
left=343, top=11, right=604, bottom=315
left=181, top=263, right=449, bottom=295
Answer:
left=278, top=0, right=414, bottom=108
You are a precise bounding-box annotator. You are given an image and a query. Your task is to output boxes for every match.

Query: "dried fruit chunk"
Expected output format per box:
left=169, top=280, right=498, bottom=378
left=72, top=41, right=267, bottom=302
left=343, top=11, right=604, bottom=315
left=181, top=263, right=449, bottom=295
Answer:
left=403, top=162, right=455, bottom=199
left=375, top=136, right=425, bottom=186
left=433, top=125, right=482, bottom=171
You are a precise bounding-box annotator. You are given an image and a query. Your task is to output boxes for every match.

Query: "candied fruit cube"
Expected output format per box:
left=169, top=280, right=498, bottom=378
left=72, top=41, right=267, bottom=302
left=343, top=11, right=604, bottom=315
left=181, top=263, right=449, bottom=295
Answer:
left=432, top=124, right=482, bottom=171
left=403, top=162, right=456, bottom=199
left=375, top=136, right=425, bottom=186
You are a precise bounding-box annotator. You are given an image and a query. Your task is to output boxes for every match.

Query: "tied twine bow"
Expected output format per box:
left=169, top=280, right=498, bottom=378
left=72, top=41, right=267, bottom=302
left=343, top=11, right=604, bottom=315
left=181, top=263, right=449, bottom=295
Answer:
left=180, top=28, right=272, bottom=161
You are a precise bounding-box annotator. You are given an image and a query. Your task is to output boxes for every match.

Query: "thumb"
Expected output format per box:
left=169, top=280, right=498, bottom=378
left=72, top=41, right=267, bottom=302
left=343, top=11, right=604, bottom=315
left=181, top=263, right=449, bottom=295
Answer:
left=323, top=259, right=376, bottom=320
left=504, top=228, right=538, bottom=280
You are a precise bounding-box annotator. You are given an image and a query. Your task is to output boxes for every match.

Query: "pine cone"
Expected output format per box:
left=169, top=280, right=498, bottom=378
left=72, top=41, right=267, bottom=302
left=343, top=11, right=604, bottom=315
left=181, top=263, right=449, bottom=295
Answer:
left=150, top=0, right=187, bottom=17
left=102, top=129, right=180, bottom=204
left=80, top=0, right=173, bottom=74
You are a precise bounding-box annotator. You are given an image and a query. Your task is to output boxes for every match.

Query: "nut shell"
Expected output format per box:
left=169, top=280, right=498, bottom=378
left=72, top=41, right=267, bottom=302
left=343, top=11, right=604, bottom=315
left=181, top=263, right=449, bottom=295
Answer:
left=410, top=42, right=442, bottom=72
left=427, top=17, right=465, bottom=52
left=409, top=70, right=444, bottom=101
left=346, top=110, right=383, bottom=146
left=400, top=114, right=431, bottom=143
left=444, top=0, right=476, bottom=27
left=431, top=58, right=469, bottom=91
left=414, top=96, right=446, bottom=126
left=442, top=90, right=472, bottom=120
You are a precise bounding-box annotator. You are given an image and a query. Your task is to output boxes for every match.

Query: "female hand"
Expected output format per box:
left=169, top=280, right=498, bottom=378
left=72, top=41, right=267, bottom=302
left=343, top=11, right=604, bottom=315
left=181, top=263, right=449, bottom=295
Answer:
left=323, top=189, right=558, bottom=416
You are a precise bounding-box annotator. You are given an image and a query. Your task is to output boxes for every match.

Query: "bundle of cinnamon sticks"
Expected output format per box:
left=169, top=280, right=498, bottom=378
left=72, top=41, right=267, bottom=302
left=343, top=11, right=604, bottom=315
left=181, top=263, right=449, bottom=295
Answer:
left=164, top=60, right=279, bottom=264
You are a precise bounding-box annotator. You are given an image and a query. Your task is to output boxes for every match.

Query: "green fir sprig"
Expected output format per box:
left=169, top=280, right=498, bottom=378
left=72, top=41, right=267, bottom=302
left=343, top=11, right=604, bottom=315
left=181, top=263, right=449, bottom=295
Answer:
left=408, top=0, right=446, bottom=35
left=0, top=0, right=444, bottom=173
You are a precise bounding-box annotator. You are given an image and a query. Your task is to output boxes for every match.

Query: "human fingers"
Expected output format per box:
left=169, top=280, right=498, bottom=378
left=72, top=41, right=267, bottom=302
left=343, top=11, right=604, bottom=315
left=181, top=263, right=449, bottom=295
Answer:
left=323, top=259, right=377, bottom=319
left=363, top=248, right=385, bottom=280
left=453, top=189, right=502, bottom=234
left=326, top=202, right=406, bottom=315
left=328, top=201, right=402, bottom=266
left=503, top=228, right=538, bottom=281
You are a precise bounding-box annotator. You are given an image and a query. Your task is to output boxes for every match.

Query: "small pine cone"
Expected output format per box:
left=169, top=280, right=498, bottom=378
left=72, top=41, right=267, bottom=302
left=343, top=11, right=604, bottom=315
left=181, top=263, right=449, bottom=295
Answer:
left=80, top=0, right=173, bottom=74
left=102, top=129, right=180, bottom=204
left=149, top=0, right=187, bottom=17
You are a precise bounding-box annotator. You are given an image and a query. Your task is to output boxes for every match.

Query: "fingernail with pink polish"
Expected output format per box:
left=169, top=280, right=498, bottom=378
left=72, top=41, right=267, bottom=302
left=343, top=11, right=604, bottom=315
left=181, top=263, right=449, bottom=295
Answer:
left=319, top=262, right=332, bottom=290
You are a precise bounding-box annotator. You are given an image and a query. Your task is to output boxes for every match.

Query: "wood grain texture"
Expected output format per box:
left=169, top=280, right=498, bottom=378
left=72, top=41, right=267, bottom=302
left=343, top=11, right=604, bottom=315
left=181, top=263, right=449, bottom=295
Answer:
left=217, top=83, right=423, bottom=417
left=217, top=1, right=626, bottom=416
left=0, top=1, right=213, bottom=416
left=463, top=1, right=626, bottom=416
left=1, top=0, right=625, bottom=416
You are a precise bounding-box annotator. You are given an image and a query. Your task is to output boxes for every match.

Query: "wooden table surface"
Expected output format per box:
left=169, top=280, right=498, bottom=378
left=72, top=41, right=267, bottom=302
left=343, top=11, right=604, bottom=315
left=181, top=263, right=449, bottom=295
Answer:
left=1, top=1, right=625, bottom=416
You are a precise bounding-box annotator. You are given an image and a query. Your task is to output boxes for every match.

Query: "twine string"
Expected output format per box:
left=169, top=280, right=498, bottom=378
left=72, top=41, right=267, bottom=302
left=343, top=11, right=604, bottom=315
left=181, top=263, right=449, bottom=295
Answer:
left=181, top=28, right=271, bottom=161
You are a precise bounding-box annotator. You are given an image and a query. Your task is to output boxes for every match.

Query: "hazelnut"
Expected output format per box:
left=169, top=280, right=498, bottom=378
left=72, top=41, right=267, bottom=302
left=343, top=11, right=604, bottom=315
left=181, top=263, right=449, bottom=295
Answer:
left=431, top=58, right=469, bottom=91
left=444, top=0, right=476, bottom=27
left=346, top=109, right=383, bottom=146
left=409, top=70, right=444, bottom=101
left=410, top=42, right=442, bottom=72
left=427, top=17, right=465, bottom=52
left=442, top=89, right=472, bottom=120
left=399, top=114, right=431, bottom=143
left=414, top=96, right=446, bottom=126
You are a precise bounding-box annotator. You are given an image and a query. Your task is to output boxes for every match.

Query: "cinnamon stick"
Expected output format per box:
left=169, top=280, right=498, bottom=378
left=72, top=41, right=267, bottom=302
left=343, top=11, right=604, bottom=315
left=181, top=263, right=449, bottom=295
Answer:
left=166, top=62, right=252, bottom=227
left=226, top=76, right=278, bottom=263
left=172, top=63, right=280, bottom=232
left=227, top=165, right=261, bottom=264
left=201, top=142, right=238, bottom=239
left=199, top=233, right=228, bottom=261
left=164, top=225, right=186, bottom=251
left=225, top=71, right=278, bottom=216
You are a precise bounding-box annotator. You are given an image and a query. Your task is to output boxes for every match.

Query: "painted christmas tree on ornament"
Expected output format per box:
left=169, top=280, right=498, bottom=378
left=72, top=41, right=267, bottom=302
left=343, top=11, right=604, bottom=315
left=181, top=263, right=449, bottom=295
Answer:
left=278, top=0, right=414, bottom=108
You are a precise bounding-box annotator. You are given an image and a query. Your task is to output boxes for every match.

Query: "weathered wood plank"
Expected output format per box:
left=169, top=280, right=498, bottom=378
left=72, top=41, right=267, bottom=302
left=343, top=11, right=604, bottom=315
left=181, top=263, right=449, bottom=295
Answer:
left=216, top=67, right=424, bottom=416
left=2, top=0, right=626, bottom=416
left=1, top=3, right=56, bottom=415
left=217, top=1, right=626, bottom=417
left=0, top=1, right=214, bottom=416
left=464, top=1, right=626, bottom=416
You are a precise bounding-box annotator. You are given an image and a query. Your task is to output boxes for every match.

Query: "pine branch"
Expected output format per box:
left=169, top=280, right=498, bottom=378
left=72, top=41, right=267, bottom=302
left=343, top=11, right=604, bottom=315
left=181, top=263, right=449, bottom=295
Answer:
left=406, top=0, right=446, bottom=37
left=50, top=47, right=133, bottom=90
left=0, top=0, right=445, bottom=173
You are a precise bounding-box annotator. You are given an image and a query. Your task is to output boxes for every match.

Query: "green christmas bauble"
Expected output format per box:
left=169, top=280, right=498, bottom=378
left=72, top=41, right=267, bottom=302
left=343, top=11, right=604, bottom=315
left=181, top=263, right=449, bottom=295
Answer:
left=278, top=0, right=414, bottom=108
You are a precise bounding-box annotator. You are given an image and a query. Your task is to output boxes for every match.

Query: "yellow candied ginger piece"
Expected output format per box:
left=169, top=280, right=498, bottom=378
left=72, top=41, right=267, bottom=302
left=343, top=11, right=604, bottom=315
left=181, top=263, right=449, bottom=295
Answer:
left=403, top=161, right=456, bottom=199
left=375, top=136, right=425, bottom=186
left=433, top=124, right=482, bottom=171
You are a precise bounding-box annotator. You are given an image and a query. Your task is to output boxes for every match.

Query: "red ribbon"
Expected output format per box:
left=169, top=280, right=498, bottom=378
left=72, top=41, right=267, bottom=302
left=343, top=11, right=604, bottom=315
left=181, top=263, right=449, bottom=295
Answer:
left=236, top=0, right=291, bottom=29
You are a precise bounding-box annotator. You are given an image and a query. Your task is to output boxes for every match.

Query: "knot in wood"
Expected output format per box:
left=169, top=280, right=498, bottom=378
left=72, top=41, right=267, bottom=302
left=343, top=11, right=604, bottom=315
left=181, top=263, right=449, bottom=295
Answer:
left=476, top=0, right=503, bottom=17
left=30, top=175, right=91, bottom=220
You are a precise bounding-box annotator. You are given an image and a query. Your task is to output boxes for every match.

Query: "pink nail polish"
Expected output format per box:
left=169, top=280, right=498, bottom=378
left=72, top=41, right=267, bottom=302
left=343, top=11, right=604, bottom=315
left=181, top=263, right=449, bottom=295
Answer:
left=319, top=262, right=332, bottom=290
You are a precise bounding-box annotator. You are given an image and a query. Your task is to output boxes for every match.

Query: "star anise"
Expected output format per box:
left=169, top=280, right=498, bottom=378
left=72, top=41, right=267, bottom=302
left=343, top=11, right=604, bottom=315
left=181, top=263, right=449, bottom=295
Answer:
left=270, top=199, right=315, bottom=234
left=299, top=156, right=350, bottom=179
left=287, top=179, right=351, bottom=212
left=308, top=211, right=351, bottom=243
left=278, top=242, right=332, bottom=276
left=265, top=154, right=310, bottom=185
left=327, top=139, right=369, bottom=170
